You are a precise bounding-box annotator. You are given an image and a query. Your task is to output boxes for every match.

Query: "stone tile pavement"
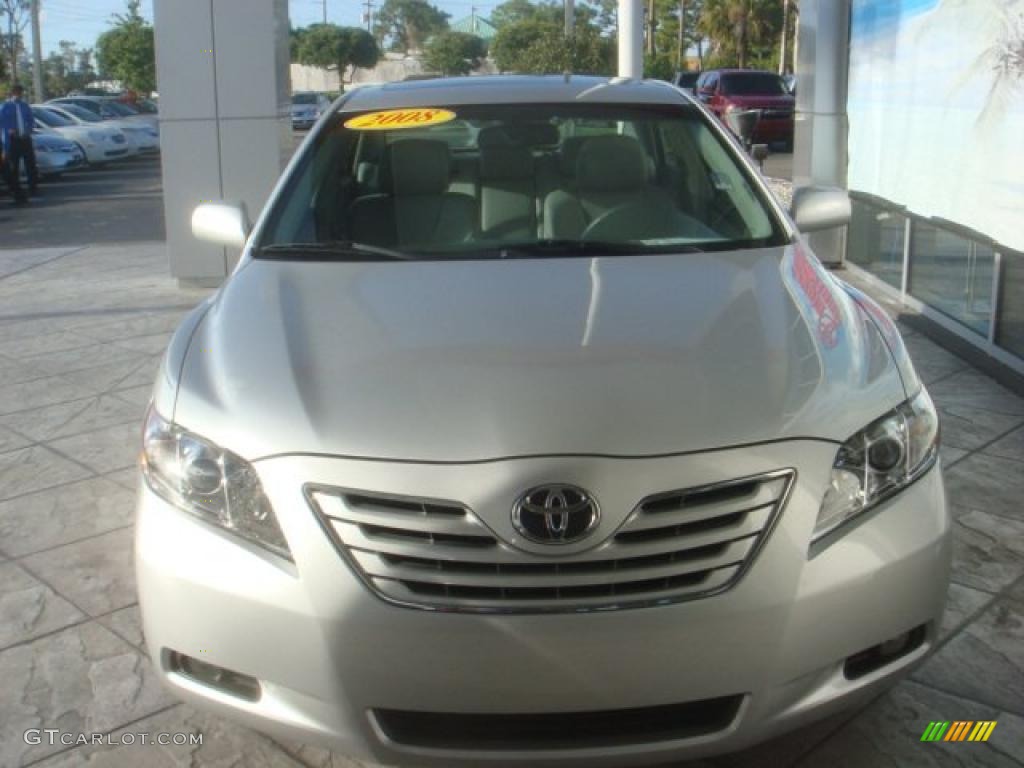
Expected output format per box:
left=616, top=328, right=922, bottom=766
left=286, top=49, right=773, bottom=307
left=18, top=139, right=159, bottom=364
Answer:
left=0, top=244, right=1021, bottom=768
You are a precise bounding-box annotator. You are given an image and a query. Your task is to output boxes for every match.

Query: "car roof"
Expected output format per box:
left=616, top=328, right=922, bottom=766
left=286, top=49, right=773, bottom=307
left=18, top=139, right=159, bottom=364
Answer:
left=341, top=75, right=691, bottom=112
left=706, top=69, right=781, bottom=76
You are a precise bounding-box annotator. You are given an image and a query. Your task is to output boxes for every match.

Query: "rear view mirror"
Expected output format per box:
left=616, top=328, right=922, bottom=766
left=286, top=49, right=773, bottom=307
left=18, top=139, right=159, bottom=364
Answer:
left=790, top=186, right=851, bottom=233
left=192, top=201, right=250, bottom=248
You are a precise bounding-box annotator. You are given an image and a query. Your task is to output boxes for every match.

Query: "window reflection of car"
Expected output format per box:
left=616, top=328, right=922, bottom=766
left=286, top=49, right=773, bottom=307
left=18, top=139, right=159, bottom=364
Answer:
left=139, top=75, right=949, bottom=768
left=695, top=69, right=796, bottom=150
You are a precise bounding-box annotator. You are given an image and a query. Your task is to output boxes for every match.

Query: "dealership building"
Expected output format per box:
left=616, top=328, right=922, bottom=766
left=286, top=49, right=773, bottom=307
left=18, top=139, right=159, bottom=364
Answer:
left=796, top=0, right=1023, bottom=379
left=153, top=0, right=1023, bottom=377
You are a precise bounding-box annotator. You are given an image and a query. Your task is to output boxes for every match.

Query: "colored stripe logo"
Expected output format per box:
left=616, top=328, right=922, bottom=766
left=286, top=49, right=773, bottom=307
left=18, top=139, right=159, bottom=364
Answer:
left=921, top=721, right=997, bottom=742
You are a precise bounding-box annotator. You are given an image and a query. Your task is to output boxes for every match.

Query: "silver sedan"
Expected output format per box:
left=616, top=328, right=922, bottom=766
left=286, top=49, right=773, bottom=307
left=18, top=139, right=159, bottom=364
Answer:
left=136, top=75, right=950, bottom=767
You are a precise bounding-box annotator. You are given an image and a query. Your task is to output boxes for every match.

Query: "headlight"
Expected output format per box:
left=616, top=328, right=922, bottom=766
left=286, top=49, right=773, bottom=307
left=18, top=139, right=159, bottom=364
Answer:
left=35, top=143, right=51, bottom=153
left=141, top=405, right=291, bottom=559
left=815, top=389, right=939, bottom=540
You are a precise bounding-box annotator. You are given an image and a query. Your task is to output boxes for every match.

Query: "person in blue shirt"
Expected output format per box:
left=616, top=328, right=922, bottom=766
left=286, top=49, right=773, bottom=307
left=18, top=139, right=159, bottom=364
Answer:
left=1, top=84, right=39, bottom=204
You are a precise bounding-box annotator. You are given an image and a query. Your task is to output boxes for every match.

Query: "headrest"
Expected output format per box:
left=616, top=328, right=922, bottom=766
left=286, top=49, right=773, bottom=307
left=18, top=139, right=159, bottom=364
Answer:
left=559, top=136, right=590, bottom=177
left=517, top=122, right=560, bottom=148
left=576, top=135, right=647, bottom=194
left=479, top=143, right=534, bottom=181
left=477, top=126, right=514, bottom=148
left=388, top=139, right=451, bottom=196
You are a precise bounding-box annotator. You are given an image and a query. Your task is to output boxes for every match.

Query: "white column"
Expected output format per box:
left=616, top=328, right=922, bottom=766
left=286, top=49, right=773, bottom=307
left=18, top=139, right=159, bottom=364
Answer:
left=792, top=0, right=851, bottom=265
left=618, top=0, right=643, bottom=79
left=153, top=0, right=292, bottom=286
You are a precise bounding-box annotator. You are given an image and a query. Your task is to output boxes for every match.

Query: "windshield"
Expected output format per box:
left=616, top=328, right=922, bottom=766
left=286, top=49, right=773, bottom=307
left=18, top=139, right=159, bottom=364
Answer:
left=34, top=108, right=75, bottom=127
left=720, top=73, right=790, bottom=96
left=293, top=93, right=318, bottom=105
left=258, top=102, right=787, bottom=259
left=105, top=101, right=137, bottom=116
left=58, top=104, right=101, bottom=123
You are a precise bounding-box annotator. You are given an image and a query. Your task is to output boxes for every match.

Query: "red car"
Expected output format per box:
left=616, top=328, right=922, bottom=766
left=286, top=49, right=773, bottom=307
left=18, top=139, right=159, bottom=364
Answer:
left=694, top=69, right=795, bottom=150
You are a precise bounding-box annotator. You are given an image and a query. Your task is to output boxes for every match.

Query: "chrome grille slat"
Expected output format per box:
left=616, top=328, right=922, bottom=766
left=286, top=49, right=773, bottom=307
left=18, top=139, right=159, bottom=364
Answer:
left=626, top=477, right=788, bottom=531
left=308, top=469, right=794, bottom=613
left=316, top=493, right=488, bottom=537
left=614, top=506, right=774, bottom=552
left=371, top=566, right=742, bottom=608
left=349, top=538, right=753, bottom=589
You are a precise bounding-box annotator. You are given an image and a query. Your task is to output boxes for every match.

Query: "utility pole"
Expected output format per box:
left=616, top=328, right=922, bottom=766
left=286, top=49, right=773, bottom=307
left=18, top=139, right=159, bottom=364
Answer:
left=31, top=0, right=44, bottom=100
left=646, top=0, right=656, bottom=56
left=676, top=0, right=685, bottom=69
left=363, top=0, right=374, bottom=32
left=779, top=0, right=790, bottom=74
left=564, top=0, right=574, bottom=39
left=322, top=0, right=327, bottom=24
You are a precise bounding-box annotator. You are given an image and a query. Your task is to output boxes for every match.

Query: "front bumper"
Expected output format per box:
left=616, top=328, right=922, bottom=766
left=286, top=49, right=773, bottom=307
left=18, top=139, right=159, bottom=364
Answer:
left=136, top=441, right=951, bottom=766
left=36, top=151, right=84, bottom=175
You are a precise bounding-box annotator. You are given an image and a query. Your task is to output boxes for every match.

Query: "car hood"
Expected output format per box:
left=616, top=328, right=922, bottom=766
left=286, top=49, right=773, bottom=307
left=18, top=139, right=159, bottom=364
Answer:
left=172, top=245, right=908, bottom=462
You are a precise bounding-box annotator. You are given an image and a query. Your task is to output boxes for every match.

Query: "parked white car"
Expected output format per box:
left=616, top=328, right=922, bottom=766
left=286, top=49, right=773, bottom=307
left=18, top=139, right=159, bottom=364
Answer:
left=31, top=129, right=86, bottom=177
left=31, top=104, right=134, bottom=164
left=61, top=99, right=161, bottom=153
left=34, top=103, right=140, bottom=160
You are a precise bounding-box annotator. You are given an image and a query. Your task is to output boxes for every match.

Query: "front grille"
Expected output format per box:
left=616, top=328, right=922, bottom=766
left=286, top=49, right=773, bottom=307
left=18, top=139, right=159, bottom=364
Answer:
left=309, top=469, right=793, bottom=613
left=373, top=695, right=744, bottom=750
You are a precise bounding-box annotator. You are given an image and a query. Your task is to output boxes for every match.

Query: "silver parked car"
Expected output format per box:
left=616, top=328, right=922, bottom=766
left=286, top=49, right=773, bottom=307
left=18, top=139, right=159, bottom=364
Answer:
left=291, top=90, right=331, bottom=130
left=31, top=129, right=86, bottom=177
left=137, top=76, right=950, bottom=766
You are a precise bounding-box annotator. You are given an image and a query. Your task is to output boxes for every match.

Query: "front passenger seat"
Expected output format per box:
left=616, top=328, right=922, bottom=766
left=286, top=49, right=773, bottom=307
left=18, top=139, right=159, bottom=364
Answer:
left=349, top=139, right=476, bottom=249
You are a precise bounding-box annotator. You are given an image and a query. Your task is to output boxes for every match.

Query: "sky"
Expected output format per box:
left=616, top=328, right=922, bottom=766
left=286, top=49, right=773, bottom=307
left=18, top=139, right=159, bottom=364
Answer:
left=36, top=0, right=497, bottom=57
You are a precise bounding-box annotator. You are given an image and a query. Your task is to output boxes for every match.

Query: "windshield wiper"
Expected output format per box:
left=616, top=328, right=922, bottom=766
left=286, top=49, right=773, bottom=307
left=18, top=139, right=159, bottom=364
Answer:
left=257, top=241, right=417, bottom=261
left=495, top=239, right=706, bottom=258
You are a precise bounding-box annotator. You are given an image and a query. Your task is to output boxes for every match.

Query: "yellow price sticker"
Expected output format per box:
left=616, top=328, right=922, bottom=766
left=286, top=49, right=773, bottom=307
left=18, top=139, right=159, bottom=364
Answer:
left=343, top=108, right=457, bottom=131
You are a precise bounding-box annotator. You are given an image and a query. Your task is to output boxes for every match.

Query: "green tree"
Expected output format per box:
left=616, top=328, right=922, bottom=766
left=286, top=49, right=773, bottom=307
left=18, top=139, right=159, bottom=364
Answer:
left=96, top=0, right=156, bottom=93
left=644, top=52, right=675, bottom=80
left=492, top=16, right=613, bottom=75
left=297, top=25, right=380, bottom=80
left=373, top=0, right=449, bottom=52
left=0, top=0, right=29, bottom=84
left=44, top=51, right=67, bottom=96
left=699, top=0, right=781, bottom=70
left=423, top=31, right=486, bottom=75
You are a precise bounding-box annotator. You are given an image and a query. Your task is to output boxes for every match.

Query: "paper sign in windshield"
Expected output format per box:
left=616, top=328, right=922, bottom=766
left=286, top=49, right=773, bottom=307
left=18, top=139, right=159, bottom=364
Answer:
left=344, top=108, right=457, bottom=131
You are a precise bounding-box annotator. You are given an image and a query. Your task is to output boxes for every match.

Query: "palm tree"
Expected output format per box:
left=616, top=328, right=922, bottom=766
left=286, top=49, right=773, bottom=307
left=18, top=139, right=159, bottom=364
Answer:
left=699, top=0, right=779, bottom=69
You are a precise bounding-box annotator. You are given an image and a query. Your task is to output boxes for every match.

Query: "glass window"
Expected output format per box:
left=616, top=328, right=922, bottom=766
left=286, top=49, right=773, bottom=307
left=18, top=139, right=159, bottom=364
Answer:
left=34, top=108, right=75, bottom=127
left=908, top=221, right=995, bottom=337
left=257, top=102, right=788, bottom=259
left=996, top=250, right=1024, bottom=358
left=293, top=93, right=318, bottom=105
left=56, top=104, right=101, bottom=123
left=720, top=73, right=789, bottom=96
left=847, top=197, right=906, bottom=290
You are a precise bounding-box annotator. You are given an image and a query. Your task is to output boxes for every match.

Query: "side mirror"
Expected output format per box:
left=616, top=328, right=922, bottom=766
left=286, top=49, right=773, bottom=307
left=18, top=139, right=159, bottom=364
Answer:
left=790, top=186, right=851, bottom=233
left=192, top=201, right=250, bottom=248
